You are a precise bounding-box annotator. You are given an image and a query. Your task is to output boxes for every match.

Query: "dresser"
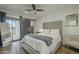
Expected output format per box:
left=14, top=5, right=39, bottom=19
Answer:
left=63, top=35, right=79, bottom=49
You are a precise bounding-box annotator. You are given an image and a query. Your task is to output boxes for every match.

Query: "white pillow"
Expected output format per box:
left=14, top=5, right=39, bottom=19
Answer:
left=38, top=29, right=61, bottom=40
left=43, top=29, right=51, bottom=34
left=37, top=29, right=51, bottom=36
left=50, top=29, right=60, bottom=35
left=49, top=29, right=61, bottom=39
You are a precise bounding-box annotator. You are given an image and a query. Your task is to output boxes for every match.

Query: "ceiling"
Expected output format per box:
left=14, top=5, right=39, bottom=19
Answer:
left=0, top=4, right=79, bottom=19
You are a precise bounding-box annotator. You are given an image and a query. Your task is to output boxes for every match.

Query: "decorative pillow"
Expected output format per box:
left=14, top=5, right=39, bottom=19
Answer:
left=50, top=29, right=60, bottom=35
left=43, top=29, right=51, bottom=34
left=49, top=29, right=61, bottom=38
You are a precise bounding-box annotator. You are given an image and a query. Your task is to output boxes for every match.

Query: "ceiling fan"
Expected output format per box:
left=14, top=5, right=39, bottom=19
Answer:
left=25, top=4, right=44, bottom=14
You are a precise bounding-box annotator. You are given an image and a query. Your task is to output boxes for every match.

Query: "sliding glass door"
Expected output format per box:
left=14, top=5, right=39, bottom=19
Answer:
left=6, top=19, right=16, bottom=36
left=6, top=17, right=20, bottom=41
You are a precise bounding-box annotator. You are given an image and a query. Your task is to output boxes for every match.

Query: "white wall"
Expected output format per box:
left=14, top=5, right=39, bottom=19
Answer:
left=34, top=7, right=79, bottom=36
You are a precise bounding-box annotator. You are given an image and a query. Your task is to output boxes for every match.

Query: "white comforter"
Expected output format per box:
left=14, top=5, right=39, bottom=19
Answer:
left=21, top=33, right=61, bottom=54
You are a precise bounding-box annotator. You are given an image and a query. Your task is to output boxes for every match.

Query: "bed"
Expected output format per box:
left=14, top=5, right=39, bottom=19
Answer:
left=21, top=21, right=63, bottom=54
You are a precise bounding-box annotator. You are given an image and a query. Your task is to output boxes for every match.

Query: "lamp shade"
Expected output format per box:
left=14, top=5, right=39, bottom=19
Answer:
left=39, top=29, right=43, bottom=32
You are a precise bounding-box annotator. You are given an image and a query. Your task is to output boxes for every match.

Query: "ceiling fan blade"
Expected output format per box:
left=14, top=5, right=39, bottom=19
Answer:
left=32, top=4, right=36, bottom=10
left=36, top=9, right=44, bottom=11
left=26, top=9, right=33, bottom=11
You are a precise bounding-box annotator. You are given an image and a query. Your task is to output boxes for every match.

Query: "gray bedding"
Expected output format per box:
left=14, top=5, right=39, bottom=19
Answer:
left=27, top=34, right=53, bottom=46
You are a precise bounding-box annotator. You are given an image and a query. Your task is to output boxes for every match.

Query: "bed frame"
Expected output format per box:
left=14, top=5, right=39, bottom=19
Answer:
left=21, top=21, right=63, bottom=54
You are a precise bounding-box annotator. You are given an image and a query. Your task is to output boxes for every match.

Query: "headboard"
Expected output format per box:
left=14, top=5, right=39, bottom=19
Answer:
left=43, top=21, right=63, bottom=29
left=43, top=21, right=63, bottom=40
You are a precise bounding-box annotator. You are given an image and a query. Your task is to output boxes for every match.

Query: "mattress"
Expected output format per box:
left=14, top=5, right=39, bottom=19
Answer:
left=21, top=40, right=61, bottom=54
left=21, top=34, right=61, bottom=54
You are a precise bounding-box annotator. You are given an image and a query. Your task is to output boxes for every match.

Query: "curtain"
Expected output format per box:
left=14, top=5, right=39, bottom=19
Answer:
left=0, top=11, right=6, bottom=22
left=0, top=11, right=6, bottom=47
left=19, top=16, right=30, bottom=39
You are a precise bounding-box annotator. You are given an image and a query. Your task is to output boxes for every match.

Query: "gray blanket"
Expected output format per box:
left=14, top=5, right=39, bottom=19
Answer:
left=27, top=34, right=53, bottom=46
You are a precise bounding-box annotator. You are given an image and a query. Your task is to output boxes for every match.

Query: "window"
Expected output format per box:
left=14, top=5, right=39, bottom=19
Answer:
left=6, top=17, right=16, bottom=36
left=66, top=14, right=78, bottom=26
left=6, top=17, right=20, bottom=40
